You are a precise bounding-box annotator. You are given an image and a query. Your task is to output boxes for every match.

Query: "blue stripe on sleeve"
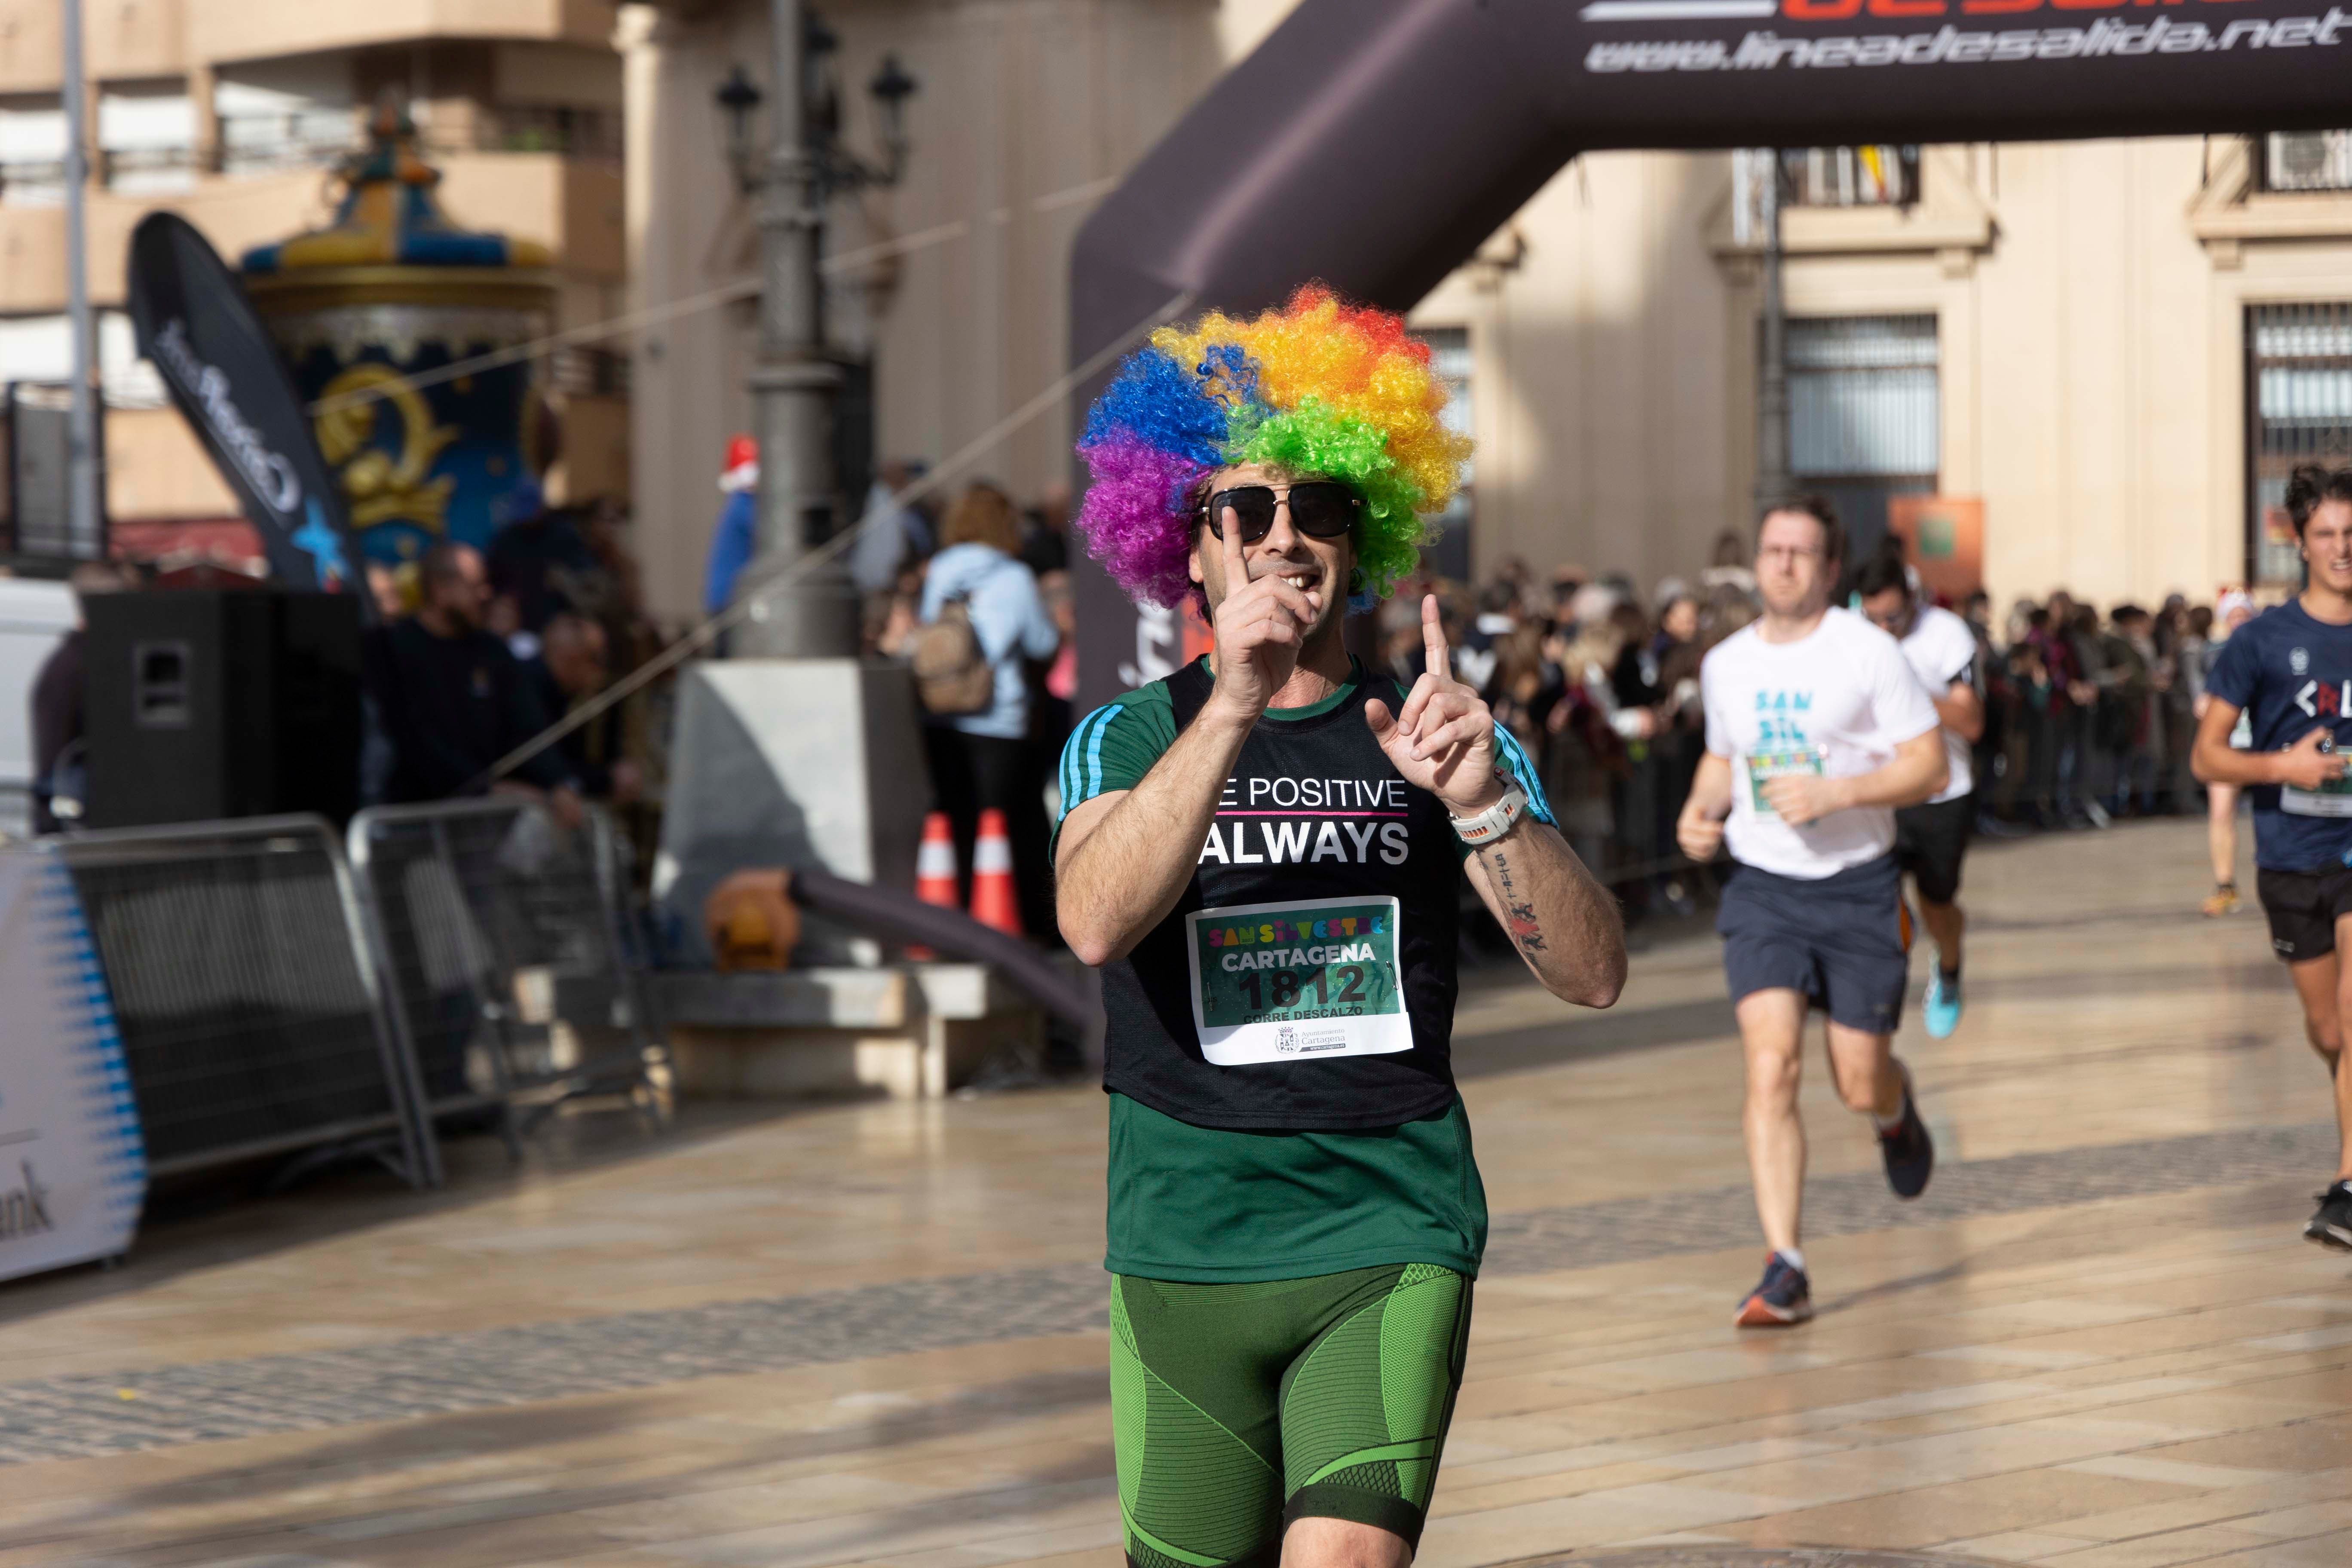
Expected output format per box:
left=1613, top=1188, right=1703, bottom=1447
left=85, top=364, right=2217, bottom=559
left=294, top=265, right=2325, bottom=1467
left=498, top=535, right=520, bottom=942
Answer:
left=1493, top=727, right=1556, bottom=826
left=1084, top=703, right=1119, bottom=800
left=1059, top=703, right=1135, bottom=820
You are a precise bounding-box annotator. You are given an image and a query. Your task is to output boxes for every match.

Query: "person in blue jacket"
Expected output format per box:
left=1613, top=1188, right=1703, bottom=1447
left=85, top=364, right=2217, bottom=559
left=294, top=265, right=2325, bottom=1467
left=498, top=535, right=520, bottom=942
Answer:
left=919, top=481, right=1061, bottom=935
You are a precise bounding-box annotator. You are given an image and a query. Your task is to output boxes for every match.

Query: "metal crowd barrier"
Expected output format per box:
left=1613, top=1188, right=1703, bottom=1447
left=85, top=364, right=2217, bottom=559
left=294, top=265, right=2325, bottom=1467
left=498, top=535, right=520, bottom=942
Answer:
left=44, top=815, right=434, bottom=1188
left=346, top=798, right=671, bottom=1149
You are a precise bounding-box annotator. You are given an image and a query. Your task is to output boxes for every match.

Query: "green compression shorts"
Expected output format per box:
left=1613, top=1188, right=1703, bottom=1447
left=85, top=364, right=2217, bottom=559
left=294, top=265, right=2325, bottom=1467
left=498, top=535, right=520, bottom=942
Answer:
left=1110, top=1263, right=1474, bottom=1568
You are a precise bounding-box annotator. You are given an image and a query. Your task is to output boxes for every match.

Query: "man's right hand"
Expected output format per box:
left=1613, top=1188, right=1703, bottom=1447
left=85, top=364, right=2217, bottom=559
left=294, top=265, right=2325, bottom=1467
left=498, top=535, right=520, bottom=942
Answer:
left=1677, top=805, right=1726, bottom=864
left=2276, top=726, right=2348, bottom=790
left=1202, top=500, right=1320, bottom=721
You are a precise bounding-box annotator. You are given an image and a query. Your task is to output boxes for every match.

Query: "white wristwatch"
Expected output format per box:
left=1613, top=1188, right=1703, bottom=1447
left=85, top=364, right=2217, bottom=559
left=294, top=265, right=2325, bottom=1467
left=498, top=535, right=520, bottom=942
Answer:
left=1449, top=782, right=1528, bottom=846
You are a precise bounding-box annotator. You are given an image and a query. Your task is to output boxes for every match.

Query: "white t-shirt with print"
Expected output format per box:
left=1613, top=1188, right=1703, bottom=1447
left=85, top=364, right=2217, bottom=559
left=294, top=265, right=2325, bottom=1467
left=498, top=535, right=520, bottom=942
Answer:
left=1701, top=606, right=1942, bottom=880
left=1898, top=603, right=1980, bottom=803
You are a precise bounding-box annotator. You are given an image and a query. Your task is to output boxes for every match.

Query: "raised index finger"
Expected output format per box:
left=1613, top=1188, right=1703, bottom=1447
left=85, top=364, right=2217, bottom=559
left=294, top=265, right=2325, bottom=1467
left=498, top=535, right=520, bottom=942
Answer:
left=1219, top=498, right=1250, bottom=601
left=1421, top=594, right=1455, bottom=686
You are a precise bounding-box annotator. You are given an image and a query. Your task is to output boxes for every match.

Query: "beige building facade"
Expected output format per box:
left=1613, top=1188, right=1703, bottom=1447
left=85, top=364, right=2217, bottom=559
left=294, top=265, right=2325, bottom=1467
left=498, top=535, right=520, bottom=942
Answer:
left=0, top=0, right=628, bottom=548
left=1418, top=134, right=2352, bottom=612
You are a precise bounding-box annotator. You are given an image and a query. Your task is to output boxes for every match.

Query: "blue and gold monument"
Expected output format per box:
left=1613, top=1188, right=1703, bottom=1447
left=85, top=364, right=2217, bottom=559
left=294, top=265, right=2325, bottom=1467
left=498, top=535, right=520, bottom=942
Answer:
left=242, top=102, right=557, bottom=570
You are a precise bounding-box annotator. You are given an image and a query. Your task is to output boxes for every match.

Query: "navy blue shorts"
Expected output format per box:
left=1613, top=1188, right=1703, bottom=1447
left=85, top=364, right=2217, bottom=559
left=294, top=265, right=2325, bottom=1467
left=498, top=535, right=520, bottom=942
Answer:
left=1716, top=854, right=1910, bottom=1036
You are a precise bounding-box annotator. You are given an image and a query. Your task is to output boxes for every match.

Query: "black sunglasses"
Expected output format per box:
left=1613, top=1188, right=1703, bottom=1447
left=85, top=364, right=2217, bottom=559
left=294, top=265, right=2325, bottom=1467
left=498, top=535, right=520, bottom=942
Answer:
left=1199, top=482, right=1362, bottom=543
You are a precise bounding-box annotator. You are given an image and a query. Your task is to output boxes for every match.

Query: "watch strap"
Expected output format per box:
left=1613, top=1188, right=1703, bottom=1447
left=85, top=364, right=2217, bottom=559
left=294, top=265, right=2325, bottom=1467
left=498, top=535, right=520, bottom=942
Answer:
left=1450, top=782, right=1528, bottom=846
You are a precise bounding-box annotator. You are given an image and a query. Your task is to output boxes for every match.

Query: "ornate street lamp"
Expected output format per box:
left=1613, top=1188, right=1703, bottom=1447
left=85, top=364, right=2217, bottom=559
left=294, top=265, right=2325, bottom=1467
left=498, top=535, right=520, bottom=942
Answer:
left=713, top=64, right=765, bottom=195
left=713, top=5, right=919, bottom=659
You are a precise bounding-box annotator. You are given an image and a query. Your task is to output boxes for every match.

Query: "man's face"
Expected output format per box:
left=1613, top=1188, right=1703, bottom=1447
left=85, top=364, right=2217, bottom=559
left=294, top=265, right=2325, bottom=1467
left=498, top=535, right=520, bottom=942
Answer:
left=1755, top=510, right=1836, bottom=619
left=1859, top=585, right=1914, bottom=640
left=548, top=625, right=608, bottom=695
left=2306, top=500, right=2352, bottom=597
left=1186, top=462, right=1353, bottom=644
left=434, top=548, right=490, bottom=631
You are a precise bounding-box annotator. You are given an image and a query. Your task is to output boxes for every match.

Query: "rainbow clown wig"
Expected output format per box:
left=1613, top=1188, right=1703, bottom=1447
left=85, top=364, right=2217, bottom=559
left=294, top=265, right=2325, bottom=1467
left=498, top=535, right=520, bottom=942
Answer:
left=1075, top=285, right=1470, bottom=613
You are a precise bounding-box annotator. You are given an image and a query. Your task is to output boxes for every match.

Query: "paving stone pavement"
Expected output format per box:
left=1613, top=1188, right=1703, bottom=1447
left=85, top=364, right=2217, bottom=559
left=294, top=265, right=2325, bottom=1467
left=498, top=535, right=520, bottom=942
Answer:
left=0, top=1119, right=2331, bottom=1466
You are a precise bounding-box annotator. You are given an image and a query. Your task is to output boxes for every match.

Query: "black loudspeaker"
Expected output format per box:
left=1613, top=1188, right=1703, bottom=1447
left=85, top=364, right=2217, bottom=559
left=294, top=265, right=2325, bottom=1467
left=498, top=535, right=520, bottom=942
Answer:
left=84, top=590, right=361, bottom=830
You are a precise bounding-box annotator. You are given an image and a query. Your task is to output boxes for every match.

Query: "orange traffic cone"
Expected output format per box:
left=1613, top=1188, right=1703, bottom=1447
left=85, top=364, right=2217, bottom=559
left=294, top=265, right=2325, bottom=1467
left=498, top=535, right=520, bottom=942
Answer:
left=968, top=808, right=1023, bottom=937
left=909, top=811, right=960, bottom=959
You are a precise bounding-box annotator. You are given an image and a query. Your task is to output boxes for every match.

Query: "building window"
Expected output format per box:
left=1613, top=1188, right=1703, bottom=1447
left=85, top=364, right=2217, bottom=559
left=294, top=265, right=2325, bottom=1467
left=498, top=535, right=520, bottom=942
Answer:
left=2247, top=303, right=2352, bottom=585
left=1415, top=325, right=1473, bottom=583
left=215, top=78, right=360, bottom=177
left=1782, top=146, right=1917, bottom=208
left=1785, top=314, right=1938, bottom=558
left=99, top=83, right=196, bottom=194
left=0, top=312, right=168, bottom=407
left=2260, top=132, right=2352, bottom=194
left=0, top=97, right=67, bottom=205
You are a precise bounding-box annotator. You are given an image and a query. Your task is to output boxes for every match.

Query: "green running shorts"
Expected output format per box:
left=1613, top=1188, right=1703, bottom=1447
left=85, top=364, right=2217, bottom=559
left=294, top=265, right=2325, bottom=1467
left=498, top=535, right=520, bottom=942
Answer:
left=1109, top=1262, right=1473, bottom=1568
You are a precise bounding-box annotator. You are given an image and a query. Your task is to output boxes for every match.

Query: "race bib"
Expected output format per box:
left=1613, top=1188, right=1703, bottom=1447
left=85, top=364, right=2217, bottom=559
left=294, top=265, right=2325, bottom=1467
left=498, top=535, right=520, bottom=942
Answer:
left=1185, top=895, right=1413, bottom=1066
left=2283, top=775, right=2352, bottom=817
left=1746, top=748, right=1825, bottom=815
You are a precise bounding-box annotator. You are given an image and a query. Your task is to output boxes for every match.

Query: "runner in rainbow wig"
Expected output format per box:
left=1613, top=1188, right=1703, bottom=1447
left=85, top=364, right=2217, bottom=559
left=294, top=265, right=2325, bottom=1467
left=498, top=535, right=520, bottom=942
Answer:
left=1054, top=286, right=1627, bottom=1568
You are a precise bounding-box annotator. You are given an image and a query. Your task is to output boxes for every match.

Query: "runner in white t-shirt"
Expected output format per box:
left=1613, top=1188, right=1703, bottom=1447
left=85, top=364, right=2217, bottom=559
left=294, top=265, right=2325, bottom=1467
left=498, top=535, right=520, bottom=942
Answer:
left=1677, top=498, right=1949, bottom=1327
left=1857, top=541, right=1986, bottom=1040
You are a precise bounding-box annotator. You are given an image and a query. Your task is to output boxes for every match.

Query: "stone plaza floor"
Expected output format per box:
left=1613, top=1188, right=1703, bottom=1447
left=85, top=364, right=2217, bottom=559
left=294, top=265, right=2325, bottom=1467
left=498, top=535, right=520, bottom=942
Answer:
left=1, top=818, right=2348, bottom=1567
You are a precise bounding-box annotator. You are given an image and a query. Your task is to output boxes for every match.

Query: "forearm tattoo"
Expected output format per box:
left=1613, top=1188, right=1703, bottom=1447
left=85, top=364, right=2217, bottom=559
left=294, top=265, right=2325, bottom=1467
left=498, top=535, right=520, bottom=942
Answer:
left=1479, top=845, right=1547, bottom=956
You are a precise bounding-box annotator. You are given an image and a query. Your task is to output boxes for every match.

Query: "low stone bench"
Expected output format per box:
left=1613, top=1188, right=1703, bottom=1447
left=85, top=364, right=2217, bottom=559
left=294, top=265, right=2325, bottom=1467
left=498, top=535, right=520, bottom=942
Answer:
left=652, top=964, right=1042, bottom=1100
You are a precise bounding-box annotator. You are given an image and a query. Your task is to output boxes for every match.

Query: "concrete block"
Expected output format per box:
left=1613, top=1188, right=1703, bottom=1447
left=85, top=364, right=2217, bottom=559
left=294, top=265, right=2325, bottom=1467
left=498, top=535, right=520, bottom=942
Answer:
left=655, top=658, right=927, bottom=967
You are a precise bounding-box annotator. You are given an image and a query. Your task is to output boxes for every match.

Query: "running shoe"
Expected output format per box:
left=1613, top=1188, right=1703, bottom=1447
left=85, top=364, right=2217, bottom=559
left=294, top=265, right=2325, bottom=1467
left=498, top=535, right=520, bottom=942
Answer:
left=1734, top=1253, right=1813, bottom=1327
left=1879, top=1067, right=1935, bottom=1199
left=2201, top=883, right=2240, bottom=918
left=2306, top=1181, right=2352, bottom=1251
left=1922, top=970, right=1962, bottom=1040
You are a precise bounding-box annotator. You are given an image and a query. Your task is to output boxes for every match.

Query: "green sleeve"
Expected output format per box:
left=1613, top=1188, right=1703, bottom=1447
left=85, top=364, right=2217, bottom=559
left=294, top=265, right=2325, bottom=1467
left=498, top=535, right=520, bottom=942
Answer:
left=1054, top=685, right=1179, bottom=850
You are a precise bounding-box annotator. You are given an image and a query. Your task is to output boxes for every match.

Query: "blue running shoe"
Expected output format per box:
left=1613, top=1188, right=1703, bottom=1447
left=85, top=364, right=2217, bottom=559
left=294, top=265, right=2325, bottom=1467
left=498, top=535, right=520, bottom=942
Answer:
left=1923, top=969, right=1962, bottom=1039
left=1879, top=1065, right=1935, bottom=1199
left=1735, top=1252, right=1813, bottom=1327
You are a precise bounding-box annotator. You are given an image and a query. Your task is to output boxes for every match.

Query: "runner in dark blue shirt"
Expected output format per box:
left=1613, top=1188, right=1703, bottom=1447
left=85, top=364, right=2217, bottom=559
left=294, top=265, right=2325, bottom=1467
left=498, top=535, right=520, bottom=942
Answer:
left=2196, top=463, right=2352, bottom=1250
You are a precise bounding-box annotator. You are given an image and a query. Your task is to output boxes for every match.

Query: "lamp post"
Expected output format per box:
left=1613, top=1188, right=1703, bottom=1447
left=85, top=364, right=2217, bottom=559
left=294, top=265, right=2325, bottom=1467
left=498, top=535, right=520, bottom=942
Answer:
left=1753, top=147, right=1792, bottom=520
left=715, top=6, right=917, bottom=658
left=61, top=0, right=101, bottom=558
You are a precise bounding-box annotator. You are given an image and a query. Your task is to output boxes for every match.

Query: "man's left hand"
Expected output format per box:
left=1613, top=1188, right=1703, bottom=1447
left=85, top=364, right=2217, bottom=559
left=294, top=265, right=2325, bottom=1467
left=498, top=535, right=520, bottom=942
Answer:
left=1366, top=594, right=1504, bottom=815
left=1760, top=773, right=1849, bottom=826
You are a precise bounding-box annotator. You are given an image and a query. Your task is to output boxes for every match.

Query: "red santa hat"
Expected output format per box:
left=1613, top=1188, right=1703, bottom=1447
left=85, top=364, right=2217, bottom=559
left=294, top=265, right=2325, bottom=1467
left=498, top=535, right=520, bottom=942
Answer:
left=719, top=433, right=759, bottom=493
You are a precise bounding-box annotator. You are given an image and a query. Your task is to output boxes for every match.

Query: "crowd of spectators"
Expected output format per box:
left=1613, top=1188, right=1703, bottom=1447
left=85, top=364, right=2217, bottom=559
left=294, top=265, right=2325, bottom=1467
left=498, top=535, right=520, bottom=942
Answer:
left=361, top=481, right=664, bottom=837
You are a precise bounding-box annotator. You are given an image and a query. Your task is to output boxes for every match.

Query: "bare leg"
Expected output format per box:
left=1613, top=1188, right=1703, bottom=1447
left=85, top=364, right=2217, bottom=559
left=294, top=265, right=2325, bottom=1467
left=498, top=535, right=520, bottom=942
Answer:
left=2208, top=782, right=2239, bottom=888
left=2328, top=924, right=2352, bottom=1181
left=1284, top=1518, right=1412, bottom=1568
left=1824, top=1022, right=1907, bottom=1122
left=1917, top=896, right=1964, bottom=974
left=1737, top=989, right=1810, bottom=1252
left=2285, top=950, right=2350, bottom=1180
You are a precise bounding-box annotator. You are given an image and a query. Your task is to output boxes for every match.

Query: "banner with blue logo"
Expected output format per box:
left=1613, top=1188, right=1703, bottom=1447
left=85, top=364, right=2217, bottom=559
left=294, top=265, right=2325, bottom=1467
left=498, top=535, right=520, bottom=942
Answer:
left=0, top=853, right=143, bottom=1283
left=125, top=211, right=370, bottom=610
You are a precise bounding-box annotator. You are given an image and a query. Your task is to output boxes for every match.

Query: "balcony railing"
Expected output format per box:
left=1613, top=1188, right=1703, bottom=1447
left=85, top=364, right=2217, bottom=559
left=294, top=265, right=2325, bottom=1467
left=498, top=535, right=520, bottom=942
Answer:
left=2262, top=131, right=2352, bottom=193
left=0, top=159, right=68, bottom=206
left=220, top=106, right=621, bottom=178
left=1782, top=145, right=1917, bottom=209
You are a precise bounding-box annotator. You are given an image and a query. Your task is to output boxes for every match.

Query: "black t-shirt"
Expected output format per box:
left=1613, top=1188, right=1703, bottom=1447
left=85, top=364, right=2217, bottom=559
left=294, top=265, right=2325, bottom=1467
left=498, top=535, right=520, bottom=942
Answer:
left=364, top=619, right=572, bottom=802
left=1097, top=660, right=1483, bottom=1131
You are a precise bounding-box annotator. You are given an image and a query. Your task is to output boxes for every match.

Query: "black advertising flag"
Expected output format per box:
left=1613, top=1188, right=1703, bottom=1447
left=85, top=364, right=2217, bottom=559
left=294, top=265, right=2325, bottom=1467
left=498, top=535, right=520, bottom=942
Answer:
left=126, top=212, right=367, bottom=609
